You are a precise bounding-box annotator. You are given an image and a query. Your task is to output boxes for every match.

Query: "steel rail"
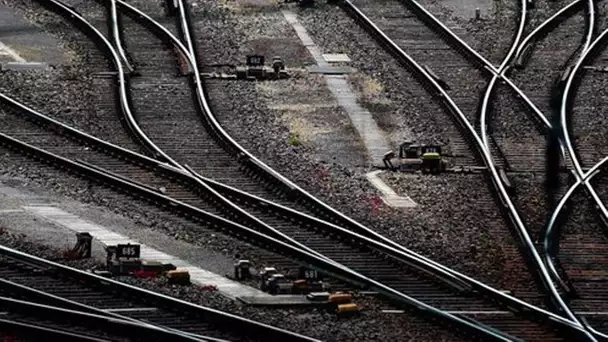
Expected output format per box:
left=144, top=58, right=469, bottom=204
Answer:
left=543, top=25, right=608, bottom=340
left=0, top=319, right=110, bottom=342
left=480, top=0, right=526, bottom=150
left=0, top=211, right=324, bottom=342
left=8, top=2, right=458, bottom=335
left=401, top=0, right=608, bottom=229
left=478, top=0, right=591, bottom=334
left=109, top=0, right=135, bottom=74
left=105, top=0, right=345, bottom=267
left=0, top=133, right=516, bottom=342
left=0, top=295, right=209, bottom=342
left=170, top=0, right=559, bottom=321
left=0, top=0, right=561, bottom=323
left=560, top=1, right=608, bottom=224
left=341, top=0, right=597, bottom=340
left=0, top=87, right=510, bottom=339
left=117, top=0, right=500, bottom=292
left=119, top=1, right=515, bottom=339
left=543, top=156, right=608, bottom=297
left=0, top=71, right=469, bottom=294
left=0, top=275, right=213, bottom=341
left=398, top=0, right=604, bottom=325
left=6, top=1, right=512, bottom=339
left=147, top=0, right=480, bottom=278
left=0, top=71, right=580, bottom=329
left=515, top=0, right=585, bottom=63
left=24, top=0, right=597, bottom=338
left=502, top=1, right=608, bottom=311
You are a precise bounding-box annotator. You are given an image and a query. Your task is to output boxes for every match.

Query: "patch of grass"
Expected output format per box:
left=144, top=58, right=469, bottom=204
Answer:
left=288, top=133, right=301, bottom=147
left=348, top=73, right=392, bottom=108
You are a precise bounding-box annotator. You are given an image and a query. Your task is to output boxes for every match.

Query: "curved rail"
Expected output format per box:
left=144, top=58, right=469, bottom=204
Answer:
left=341, top=0, right=598, bottom=340
left=410, top=0, right=608, bottom=232
left=168, top=0, right=579, bottom=328
left=0, top=130, right=519, bottom=341
left=543, top=25, right=608, bottom=340
left=478, top=0, right=593, bottom=332
left=543, top=156, right=608, bottom=295
left=480, top=0, right=526, bottom=150
left=33, top=0, right=480, bottom=320
left=505, top=1, right=608, bottom=314
left=104, top=0, right=347, bottom=268
left=559, top=1, right=608, bottom=222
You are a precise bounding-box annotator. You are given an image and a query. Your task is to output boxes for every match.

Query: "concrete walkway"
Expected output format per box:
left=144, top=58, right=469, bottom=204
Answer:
left=282, top=10, right=391, bottom=167
left=365, top=170, right=417, bottom=208
left=22, top=205, right=272, bottom=300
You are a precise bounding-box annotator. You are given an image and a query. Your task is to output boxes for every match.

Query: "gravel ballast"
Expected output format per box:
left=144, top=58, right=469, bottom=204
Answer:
left=0, top=228, right=464, bottom=342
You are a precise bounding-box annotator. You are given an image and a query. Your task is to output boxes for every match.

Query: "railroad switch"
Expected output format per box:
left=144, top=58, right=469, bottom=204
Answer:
left=234, top=55, right=289, bottom=81
left=65, top=232, right=92, bottom=260
left=234, top=260, right=252, bottom=280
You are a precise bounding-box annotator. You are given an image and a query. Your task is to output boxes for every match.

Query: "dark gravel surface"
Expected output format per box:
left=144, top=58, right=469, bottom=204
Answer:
left=186, top=0, right=550, bottom=300
left=378, top=172, right=543, bottom=300
left=420, top=0, right=516, bottom=66
left=0, top=0, right=287, bottom=269
left=298, top=3, right=477, bottom=166
left=556, top=173, right=608, bottom=330
left=570, top=1, right=608, bottom=167
left=0, top=228, right=465, bottom=342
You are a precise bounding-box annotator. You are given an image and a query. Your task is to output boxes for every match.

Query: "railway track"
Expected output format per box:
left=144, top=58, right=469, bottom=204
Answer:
left=484, top=0, right=586, bottom=240
left=340, top=0, right=608, bottom=340
left=3, top=0, right=604, bottom=340
left=0, top=295, right=211, bottom=342
left=343, top=0, right=541, bottom=302
left=0, top=2, right=524, bottom=340
left=0, top=244, right=317, bottom=342
left=541, top=2, right=608, bottom=337
left=486, top=0, right=583, bottom=174
left=344, top=0, right=489, bottom=168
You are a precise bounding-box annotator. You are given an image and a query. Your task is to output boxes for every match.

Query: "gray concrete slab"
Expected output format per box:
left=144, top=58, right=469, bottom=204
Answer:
left=0, top=4, right=72, bottom=64
left=0, top=177, right=272, bottom=300
left=365, top=171, right=417, bottom=208
left=2, top=62, right=49, bottom=71
left=282, top=10, right=391, bottom=167
left=306, top=66, right=356, bottom=75
left=21, top=204, right=271, bottom=300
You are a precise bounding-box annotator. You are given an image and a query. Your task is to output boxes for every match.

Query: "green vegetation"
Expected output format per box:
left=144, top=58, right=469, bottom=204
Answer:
left=288, top=133, right=301, bottom=147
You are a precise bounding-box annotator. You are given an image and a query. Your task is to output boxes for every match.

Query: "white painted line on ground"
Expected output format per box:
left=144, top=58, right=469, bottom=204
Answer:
left=0, top=40, right=26, bottom=63
left=365, top=170, right=417, bottom=208
left=282, top=10, right=392, bottom=167
left=21, top=206, right=272, bottom=300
